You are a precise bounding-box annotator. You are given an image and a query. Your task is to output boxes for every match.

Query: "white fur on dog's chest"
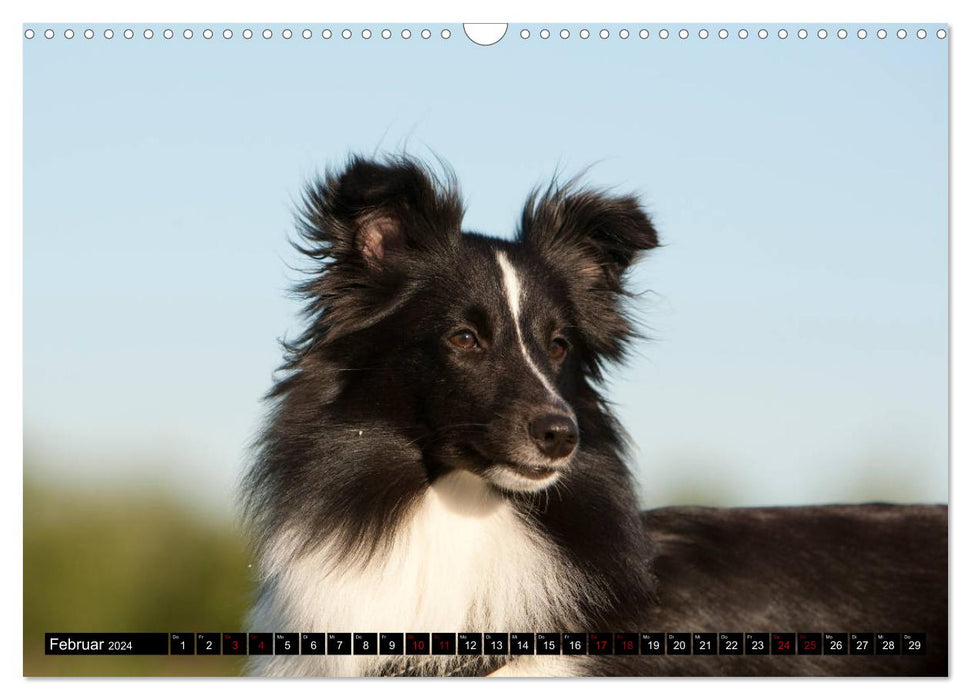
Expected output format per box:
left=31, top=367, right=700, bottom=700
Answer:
left=250, top=471, right=591, bottom=676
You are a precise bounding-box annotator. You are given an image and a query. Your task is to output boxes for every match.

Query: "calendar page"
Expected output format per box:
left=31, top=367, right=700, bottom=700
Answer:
left=21, top=19, right=948, bottom=678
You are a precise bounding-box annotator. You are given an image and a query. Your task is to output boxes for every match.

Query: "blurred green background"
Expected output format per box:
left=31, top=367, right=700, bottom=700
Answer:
left=24, top=450, right=252, bottom=677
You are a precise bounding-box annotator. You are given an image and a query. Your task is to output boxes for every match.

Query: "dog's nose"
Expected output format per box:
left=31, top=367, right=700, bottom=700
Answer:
left=528, top=414, right=579, bottom=460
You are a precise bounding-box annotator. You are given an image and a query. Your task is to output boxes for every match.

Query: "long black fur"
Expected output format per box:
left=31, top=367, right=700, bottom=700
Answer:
left=243, top=155, right=947, bottom=677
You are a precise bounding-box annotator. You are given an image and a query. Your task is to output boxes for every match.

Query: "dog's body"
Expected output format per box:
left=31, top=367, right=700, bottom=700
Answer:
left=244, top=156, right=947, bottom=677
left=610, top=504, right=947, bottom=676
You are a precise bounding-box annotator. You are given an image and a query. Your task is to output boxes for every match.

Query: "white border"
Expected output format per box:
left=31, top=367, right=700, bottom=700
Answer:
left=2, top=1, right=964, bottom=699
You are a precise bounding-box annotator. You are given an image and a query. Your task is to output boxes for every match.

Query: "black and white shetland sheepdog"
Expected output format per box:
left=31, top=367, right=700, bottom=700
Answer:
left=243, top=155, right=660, bottom=676
left=243, top=156, right=948, bottom=677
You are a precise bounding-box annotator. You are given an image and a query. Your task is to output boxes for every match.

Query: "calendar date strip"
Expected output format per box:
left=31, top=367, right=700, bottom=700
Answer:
left=46, top=632, right=927, bottom=656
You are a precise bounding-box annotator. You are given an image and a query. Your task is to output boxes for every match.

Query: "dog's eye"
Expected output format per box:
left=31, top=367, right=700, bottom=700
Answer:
left=449, top=329, right=480, bottom=350
left=549, top=337, right=569, bottom=361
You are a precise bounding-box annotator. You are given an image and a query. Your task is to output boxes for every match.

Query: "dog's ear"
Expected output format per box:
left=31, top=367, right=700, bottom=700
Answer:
left=295, top=156, right=464, bottom=340
left=299, top=156, right=463, bottom=270
left=519, top=184, right=659, bottom=364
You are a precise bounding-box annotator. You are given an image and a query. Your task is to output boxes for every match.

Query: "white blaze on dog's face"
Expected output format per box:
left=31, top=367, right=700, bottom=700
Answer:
left=481, top=251, right=576, bottom=492
left=405, top=237, right=584, bottom=495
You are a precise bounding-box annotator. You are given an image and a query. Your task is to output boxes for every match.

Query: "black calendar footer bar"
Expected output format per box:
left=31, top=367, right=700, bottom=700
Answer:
left=44, top=632, right=927, bottom=656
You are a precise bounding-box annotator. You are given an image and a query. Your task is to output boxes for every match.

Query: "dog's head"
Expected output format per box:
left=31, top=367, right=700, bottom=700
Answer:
left=289, top=156, right=658, bottom=493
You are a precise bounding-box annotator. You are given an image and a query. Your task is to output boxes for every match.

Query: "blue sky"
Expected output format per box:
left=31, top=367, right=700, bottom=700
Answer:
left=23, top=23, right=948, bottom=513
